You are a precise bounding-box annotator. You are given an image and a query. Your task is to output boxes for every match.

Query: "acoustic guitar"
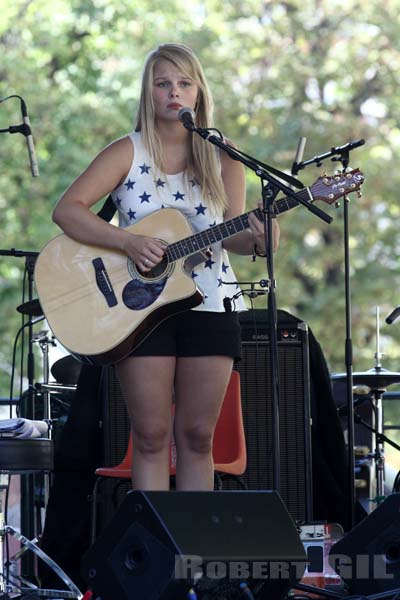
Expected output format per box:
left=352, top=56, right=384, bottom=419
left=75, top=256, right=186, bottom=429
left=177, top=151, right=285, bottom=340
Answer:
left=34, top=169, right=364, bottom=365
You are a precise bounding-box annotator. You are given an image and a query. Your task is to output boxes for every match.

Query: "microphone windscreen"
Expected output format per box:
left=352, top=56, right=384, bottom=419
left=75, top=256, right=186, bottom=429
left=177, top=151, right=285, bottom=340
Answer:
left=178, top=106, right=195, bottom=123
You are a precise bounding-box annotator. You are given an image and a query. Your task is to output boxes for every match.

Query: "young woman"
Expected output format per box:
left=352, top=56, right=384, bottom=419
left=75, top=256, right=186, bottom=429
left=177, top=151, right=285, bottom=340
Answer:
left=53, top=43, right=279, bottom=492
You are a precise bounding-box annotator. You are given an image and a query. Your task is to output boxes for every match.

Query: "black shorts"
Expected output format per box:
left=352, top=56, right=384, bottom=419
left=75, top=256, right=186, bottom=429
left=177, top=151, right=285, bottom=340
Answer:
left=129, top=310, right=242, bottom=360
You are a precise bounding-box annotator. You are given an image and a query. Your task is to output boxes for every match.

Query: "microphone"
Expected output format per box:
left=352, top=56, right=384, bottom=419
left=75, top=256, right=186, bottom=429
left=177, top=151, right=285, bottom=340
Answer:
left=178, top=106, right=196, bottom=131
left=386, top=306, right=400, bottom=325
left=291, top=136, right=306, bottom=175
left=20, top=98, right=39, bottom=177
left=332, top=139, right=365, bottom=153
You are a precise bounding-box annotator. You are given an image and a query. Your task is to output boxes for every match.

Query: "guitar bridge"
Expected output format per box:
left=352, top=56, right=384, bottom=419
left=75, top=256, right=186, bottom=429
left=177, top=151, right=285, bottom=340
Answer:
left=92, top=257, right=117, bottom=307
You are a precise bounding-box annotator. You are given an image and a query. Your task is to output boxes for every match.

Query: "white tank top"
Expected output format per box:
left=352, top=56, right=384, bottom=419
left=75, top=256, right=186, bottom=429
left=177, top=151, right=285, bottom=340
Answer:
left=111, top=131, right=246, bottom=312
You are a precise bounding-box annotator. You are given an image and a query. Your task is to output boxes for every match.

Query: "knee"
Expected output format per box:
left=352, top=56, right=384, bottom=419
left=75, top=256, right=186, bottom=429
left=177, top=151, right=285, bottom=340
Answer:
left=133, top=424, right=171, bottom=456
left=178, top=424, right=214, bottom=455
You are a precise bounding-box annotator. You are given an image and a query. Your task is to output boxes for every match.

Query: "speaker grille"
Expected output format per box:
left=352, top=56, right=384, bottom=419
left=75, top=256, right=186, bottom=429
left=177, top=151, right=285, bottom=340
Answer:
left=235, top=310, right=313, bottom=522
left=101, top=367, right=130, bottom=467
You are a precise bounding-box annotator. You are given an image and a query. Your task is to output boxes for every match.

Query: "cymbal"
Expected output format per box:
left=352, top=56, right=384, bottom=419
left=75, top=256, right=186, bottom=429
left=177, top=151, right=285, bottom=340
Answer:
left=332, top=367, right=400, bottom=389
left=51, top=355, right=82, bottom=385
left=16, top=298, right=43, bottom=317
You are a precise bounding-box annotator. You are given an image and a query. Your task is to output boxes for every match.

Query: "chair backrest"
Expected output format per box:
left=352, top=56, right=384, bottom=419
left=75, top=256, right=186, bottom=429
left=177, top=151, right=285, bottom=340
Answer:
left=99, top=371, right=246, bottom=477
left=170, top=370, right=245, bottom=474
left=213, top=370, right=246, bottom=468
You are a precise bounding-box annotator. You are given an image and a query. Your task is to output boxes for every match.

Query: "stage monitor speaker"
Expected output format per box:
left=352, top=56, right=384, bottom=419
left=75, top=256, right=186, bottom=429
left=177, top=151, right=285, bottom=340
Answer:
left=82, top=490, right=307, bottom=600
left=235, top=310, right=313, bottom=523
left=329, top=493, right=400, bottom=596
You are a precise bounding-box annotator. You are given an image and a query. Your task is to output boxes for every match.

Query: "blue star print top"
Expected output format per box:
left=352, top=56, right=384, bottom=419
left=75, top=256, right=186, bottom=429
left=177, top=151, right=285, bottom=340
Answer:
left=111, top=131, right=246, bottom=313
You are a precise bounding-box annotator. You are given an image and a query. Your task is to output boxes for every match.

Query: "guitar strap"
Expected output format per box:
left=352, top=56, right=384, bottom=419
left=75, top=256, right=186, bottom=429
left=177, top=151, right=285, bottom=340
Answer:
left=96, top=194, right=116, bottom=222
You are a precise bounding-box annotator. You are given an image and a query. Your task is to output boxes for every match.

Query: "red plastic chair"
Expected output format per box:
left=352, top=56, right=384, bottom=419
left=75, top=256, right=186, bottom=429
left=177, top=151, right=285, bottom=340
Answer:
left=91, top=371, right=246, bottom=540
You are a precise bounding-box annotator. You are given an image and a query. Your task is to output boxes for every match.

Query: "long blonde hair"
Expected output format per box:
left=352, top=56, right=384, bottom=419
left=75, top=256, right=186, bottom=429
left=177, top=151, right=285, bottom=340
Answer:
left=135, top=43, right=227, bottom=213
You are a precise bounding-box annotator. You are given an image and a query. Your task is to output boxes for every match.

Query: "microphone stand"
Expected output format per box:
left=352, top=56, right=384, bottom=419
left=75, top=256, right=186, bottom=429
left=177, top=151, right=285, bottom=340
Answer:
left=187, top=123, right=332, bottom=497
left=295, top=139, right=365, bottom=529
left=0, top=248, right=40, bottom=580
left=0, top=249, right=39, bottom=423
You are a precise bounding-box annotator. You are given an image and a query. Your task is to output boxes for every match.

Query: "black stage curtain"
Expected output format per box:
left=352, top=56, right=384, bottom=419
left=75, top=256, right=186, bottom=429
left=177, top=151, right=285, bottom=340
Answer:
left=38, top=365, right=102, bottom=591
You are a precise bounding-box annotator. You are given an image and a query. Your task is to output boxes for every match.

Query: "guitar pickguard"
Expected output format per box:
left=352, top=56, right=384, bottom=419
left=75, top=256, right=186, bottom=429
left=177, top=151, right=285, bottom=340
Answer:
left=122, top=277, right=167, bottom=310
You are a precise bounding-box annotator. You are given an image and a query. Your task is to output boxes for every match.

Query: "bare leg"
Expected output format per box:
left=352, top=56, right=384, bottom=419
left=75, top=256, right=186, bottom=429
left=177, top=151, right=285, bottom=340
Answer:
left=115, top=355, right=176, bottom=490
left=173, top=356, right=233, bottom=490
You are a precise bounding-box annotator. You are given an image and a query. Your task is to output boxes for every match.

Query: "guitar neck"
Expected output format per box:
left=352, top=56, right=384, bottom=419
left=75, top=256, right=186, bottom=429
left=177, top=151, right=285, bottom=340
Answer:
left=165, top=187, right=310, bottom=262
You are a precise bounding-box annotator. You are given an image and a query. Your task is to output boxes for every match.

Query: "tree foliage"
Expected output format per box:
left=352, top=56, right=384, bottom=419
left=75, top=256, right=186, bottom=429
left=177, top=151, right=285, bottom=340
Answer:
left=1, top=0, right=400, bottom=399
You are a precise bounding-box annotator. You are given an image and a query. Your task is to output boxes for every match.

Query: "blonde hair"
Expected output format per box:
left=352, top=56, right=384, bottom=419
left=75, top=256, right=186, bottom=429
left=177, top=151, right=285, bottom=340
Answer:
left=135, top=43, right=227, bottom=213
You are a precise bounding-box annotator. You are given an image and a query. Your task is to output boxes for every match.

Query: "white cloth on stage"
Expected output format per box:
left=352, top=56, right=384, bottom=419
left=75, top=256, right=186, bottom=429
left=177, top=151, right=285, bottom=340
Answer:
left=0, top=418, right=49, bottom=438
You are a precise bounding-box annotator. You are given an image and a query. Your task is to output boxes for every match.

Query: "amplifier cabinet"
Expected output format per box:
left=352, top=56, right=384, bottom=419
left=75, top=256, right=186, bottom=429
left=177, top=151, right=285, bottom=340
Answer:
left=235, top=310, right=313, bottom=522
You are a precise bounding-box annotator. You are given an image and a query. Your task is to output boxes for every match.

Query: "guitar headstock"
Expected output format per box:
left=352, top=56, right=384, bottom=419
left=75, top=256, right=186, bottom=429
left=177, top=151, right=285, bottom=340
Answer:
left=311, top=168, right=365, bottom=204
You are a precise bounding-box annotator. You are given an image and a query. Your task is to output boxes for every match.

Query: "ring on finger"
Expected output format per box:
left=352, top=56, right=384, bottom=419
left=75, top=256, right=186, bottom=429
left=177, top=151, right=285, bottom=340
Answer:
left=144, top=258, right=149, bottom=266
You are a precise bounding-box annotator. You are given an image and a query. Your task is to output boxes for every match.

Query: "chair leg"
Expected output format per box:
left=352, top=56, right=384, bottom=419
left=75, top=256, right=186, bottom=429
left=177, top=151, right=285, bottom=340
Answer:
left=214, top=473, right=248, bottom=490
left=90, top=476, right=103, bottom=545
left=214, top=472, right=223, bottom=490
left=236, top=475, right=248, bottom=490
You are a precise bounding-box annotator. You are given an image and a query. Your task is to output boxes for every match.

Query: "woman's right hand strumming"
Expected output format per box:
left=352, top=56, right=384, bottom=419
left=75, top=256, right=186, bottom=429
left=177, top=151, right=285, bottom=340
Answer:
left=121, top=233, right=167, bottom=272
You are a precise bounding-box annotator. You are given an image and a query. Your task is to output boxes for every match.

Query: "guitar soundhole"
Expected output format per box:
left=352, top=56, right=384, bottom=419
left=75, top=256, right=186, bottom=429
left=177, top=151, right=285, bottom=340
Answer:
left=127, top=256, right=172, bottom=281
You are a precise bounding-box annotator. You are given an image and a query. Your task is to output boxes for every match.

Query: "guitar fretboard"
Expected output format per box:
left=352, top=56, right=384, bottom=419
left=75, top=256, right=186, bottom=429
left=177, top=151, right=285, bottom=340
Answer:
left=165, top=187, right=310, bottom=262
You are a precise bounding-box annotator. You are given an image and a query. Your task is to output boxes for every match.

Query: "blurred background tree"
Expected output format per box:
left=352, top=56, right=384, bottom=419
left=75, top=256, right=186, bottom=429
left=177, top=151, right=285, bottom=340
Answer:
left=1, top=0, right=400, bottom=462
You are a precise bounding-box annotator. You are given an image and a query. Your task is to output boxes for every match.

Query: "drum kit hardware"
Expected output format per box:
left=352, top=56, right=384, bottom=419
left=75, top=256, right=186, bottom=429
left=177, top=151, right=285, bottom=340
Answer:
left=332, top=306, right=400, bottom=504
left=333, top=367, right=400, bottom=391
left=0, top=280, right=81, bottom=597
left=16, top=295, right=80, bottom=419
left=0, top=521, right=83, bottom=599
left=51, top=355, right=82, bottom=387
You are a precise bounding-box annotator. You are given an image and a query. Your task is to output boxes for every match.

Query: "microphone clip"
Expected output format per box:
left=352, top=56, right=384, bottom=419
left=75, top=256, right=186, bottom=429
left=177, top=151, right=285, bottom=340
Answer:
left=8, top=123, right=31, bottom=137
left=182, top=120, right=196, bottom=132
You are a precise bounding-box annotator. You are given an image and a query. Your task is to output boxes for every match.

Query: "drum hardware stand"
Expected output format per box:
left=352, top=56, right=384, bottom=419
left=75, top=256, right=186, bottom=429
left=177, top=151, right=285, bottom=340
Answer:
left=32, top=330, right=57, bottom=437
left=0, top=525, right=83, bottom=599
left=357, top=305, right=400, bottom=503
left=352, top=306, right=395, bottom=503
left=369, top=306, right=386, bottom=501
left=333, top=306, right=400, bottom=506
left=0, top=474, right=80, bottom=599
left=352, top=412, right=400, bottom=501
left=29, top=330, right=56, bottom=531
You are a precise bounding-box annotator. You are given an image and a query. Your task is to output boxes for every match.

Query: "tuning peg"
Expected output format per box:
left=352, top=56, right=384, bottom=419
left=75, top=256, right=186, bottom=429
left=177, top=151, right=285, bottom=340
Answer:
left=357, top=191, right=363, bottom=198
left=335, top=201, right=341, bottom=208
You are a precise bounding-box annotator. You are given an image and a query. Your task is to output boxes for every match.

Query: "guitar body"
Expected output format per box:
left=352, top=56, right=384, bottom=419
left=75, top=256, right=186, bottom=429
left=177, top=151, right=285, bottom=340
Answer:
left=34, top=169, right=365, bottom=366
left=34, top=208, right=203, bottom=365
